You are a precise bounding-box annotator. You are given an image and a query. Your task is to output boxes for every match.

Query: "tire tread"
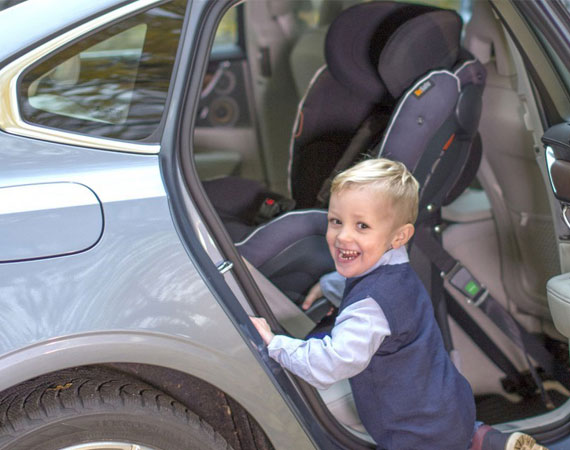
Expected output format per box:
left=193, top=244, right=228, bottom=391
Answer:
left=0, top=367, right=231, bottom=450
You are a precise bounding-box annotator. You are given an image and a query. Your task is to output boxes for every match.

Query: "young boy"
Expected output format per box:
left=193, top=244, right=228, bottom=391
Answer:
left=251, top=159, right=547, bottom=450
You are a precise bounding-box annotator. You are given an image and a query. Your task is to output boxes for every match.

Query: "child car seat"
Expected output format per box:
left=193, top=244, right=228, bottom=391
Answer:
left=236, top=1, right=486, bottom=303
left=203, top=1, right=464, bottom=242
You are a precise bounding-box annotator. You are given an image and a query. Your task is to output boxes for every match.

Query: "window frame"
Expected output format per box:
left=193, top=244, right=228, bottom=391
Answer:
left=0, top=0, right=183, bottom=154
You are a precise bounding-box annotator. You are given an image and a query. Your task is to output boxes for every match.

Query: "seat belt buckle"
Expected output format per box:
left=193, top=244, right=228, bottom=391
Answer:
left=254, top=197, right=296, bottom=225
left=257, top=197, right=280, bottom=220
left=442, top=263, right=489, bottom=307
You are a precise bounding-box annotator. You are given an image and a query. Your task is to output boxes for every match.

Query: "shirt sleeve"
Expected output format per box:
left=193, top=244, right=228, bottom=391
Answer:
left=319, top=271, right=345, bottom=308
left=267, top=297, right=391, bottom=390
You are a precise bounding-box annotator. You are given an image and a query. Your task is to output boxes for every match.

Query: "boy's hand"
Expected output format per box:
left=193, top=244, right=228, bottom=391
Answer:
left=250, top=316, right=275, bottom=345
left=302, top=282, right=323, bottom=310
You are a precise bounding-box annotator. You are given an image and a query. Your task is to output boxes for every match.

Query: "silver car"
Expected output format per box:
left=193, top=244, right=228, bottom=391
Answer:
left=1, top=0, right=570, bottom=449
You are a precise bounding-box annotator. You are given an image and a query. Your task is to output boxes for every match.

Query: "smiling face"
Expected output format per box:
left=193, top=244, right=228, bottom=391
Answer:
left=326, top=186, right=412, bottom=278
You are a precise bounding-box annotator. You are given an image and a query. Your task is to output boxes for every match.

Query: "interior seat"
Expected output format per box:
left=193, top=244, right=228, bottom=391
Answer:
left=203, top=1, right=477, bottom=243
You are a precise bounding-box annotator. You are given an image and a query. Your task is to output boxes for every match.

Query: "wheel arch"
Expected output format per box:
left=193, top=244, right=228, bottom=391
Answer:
left=0, top=331, right=273, bottom=449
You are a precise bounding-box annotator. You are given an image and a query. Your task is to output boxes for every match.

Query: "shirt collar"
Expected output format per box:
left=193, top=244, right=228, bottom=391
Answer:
left=356, top=246, right=409, bottom=278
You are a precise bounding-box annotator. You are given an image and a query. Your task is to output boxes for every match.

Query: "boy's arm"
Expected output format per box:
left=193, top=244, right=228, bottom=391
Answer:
left=302, top=271, right=345, bottom=311
left=268, top=298, right=390, bottom=390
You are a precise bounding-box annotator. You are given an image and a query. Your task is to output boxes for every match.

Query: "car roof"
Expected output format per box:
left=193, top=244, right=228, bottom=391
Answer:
left=0, top=0, right=129, bottom=62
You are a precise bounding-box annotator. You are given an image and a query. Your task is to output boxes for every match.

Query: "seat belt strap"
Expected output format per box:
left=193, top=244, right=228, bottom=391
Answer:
left=415, top=226, right=564, bottom=405
left=416, top=227, right=555, bottom=372
left=446, top=291, right=534, bottom=396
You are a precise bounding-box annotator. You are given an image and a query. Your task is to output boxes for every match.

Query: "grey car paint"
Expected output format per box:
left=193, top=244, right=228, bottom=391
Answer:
left=0, top=182, right=103, bottom=262
left=0, top=0, right=124, bottom=62
left=0, top=0, right=316, bottom=448
left=0, top=124, right=314, bottom=450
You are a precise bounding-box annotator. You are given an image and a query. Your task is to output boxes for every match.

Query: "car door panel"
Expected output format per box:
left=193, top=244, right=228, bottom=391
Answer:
left=543, top=123, right=570, bottom=222
left=542, top=123, right=570, bottom=338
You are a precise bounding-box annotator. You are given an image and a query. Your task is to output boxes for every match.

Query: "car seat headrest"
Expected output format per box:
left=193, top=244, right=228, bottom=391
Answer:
left=324, top=1, right=434, bottom=100
left=378, top=10, right=462, bottom=98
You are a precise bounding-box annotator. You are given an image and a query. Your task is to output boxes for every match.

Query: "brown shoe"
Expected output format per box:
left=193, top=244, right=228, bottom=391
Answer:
left=504, top=432, right=548, bottom=450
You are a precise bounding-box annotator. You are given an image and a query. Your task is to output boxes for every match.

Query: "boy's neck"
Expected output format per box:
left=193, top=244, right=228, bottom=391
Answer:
left=350, top=246, right=409, bottom=279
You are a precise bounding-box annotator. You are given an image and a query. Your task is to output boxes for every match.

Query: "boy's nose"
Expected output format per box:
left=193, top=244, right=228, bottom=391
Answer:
left=337, top=227, right=353, bottom=243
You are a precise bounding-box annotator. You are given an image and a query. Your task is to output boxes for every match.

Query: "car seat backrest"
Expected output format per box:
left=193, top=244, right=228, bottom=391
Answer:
left=378, top=48, right=486, bottom=221
left=376, top=9, right=487, bottom=221
left=287, top=2, right=479, bottom=213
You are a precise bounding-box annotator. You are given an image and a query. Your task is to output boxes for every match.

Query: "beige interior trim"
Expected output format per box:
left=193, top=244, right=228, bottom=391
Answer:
left=490, top=0, right=570, bottom=118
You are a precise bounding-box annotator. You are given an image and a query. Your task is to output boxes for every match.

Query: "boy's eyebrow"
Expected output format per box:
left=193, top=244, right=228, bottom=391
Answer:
left=350, top=211, right=373, bottom=220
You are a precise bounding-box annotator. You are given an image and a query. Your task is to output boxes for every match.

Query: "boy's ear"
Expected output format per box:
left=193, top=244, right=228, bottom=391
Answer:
left=391, top=224, right=415, bottom=249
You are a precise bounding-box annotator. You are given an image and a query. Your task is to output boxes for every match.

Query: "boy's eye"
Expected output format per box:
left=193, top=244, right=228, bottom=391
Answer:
left=357, top=222, right=369, bottom=229
left=328, top=218, right=341, bottom=225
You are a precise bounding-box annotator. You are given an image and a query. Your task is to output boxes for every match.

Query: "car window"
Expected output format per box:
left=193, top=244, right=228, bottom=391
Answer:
left=212, top=7, right=239, bottom=51
left=296, top=0, right=471, bottom=28
left=19, top=0, right=187, bottom=142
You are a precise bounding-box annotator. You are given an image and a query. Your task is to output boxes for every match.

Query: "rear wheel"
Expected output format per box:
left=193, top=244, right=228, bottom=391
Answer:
left=0, top=367, right=231, bottom=450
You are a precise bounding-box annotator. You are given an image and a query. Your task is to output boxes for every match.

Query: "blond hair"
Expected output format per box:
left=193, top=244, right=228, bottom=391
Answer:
left=330, top=158, right=419, bottom=225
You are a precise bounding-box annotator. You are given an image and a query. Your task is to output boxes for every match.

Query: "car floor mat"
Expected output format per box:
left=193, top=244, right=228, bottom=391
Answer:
left=475, top=385, right=569, bottom=424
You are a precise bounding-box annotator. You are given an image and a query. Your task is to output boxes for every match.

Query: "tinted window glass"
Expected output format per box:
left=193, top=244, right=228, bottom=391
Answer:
left=19, top=0, right=187, bottom=142
left=213, top=7, right=238, bottom=50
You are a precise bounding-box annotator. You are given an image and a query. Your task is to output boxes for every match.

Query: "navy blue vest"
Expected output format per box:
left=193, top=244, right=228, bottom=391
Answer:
left=342, top=262, right=475, bottom=450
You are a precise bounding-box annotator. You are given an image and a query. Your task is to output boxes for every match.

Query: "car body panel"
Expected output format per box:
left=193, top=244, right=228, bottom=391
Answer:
left=0, top=182, right=103, bottom=262
left=0, top=0, right=129, bottom=62
left=0, top=331, right=316, bottom=450
left=0, top=124, right=316, bottom=448
left=0, top=1, right=322, bottom=446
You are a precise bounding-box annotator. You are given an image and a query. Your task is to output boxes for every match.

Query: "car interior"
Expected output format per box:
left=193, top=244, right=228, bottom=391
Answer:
left=192, top=0, right=570, bottom=445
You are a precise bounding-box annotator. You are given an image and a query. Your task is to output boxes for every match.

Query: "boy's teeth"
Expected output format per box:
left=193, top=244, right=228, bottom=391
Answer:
left=339, top=249, right=359, bottom=260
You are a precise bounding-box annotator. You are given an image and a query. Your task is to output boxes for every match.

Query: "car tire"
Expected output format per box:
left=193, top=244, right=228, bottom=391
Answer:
left=0, top=367, right=232, bottom=450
